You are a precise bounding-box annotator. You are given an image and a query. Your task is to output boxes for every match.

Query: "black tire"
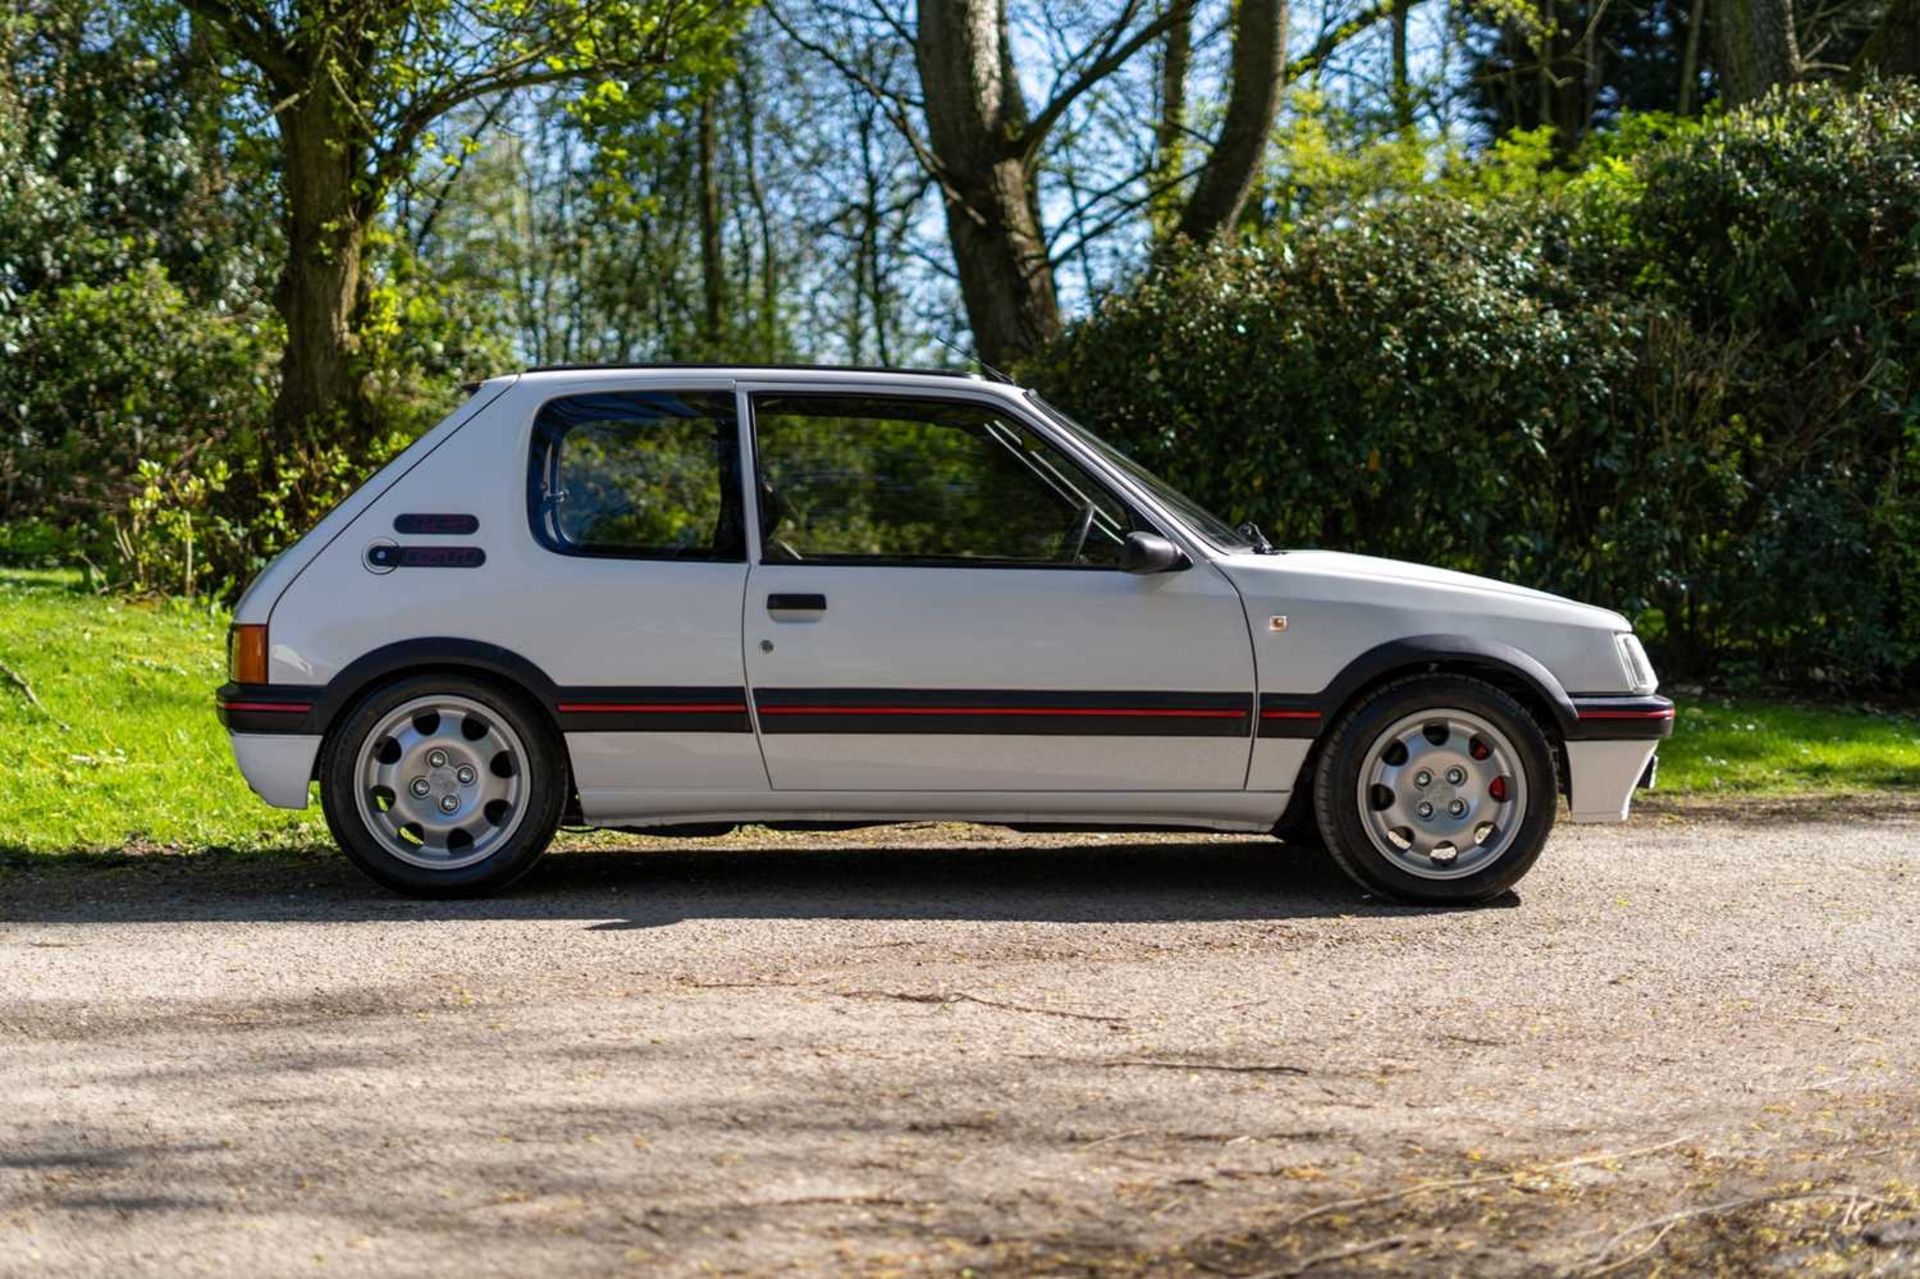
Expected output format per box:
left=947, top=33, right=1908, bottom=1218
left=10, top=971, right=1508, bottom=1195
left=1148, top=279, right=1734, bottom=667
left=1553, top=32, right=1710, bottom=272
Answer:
left=319, top=673, right=566, bottom=898
left=1312, top=673, right=1557, bottom=905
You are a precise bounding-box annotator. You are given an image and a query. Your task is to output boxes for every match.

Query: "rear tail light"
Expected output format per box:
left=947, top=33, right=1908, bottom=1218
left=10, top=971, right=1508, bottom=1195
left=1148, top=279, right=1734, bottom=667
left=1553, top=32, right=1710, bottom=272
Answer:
left=228, top=624, right=268, bottom=684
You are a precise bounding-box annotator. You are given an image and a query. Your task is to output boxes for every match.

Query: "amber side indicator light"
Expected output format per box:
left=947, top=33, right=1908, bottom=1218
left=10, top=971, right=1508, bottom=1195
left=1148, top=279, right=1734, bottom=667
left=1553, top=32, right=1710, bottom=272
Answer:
left=228, top=624, right=268, bottom=685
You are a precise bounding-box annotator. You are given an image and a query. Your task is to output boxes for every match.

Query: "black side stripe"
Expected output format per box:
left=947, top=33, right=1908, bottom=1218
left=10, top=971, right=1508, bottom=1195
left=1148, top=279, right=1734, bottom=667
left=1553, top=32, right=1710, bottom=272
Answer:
left=1257, top=694, right=1325, bottom=740
left=554, top=687, right=752, bottom=733
left=752, top=688, right=1253, bottom=737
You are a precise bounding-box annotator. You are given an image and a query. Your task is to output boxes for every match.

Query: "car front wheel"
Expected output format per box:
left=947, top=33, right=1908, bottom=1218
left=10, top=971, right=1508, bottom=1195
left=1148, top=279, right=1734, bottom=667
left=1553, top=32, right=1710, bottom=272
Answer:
left=319, top=674, right=566, bottom=898
left=1312, top=674, right=1556, bottom=904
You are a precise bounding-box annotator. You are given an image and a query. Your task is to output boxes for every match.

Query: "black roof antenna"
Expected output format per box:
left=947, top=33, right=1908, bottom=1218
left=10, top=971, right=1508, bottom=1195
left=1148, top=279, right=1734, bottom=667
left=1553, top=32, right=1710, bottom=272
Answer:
left=932, top=333, right=1013, bottom=384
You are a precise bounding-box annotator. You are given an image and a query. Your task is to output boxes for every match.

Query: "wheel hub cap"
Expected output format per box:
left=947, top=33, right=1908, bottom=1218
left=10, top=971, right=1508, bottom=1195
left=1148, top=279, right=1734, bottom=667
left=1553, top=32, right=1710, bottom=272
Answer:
left=352, top=694, right=528, bottom=871
left=1355, top=708, right=1527, bottom=880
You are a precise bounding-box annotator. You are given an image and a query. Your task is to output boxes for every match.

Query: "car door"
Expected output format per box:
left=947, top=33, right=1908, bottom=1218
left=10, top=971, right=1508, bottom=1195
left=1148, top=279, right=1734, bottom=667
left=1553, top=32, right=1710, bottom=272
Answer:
left=740, top=386, right=1257, bottom=792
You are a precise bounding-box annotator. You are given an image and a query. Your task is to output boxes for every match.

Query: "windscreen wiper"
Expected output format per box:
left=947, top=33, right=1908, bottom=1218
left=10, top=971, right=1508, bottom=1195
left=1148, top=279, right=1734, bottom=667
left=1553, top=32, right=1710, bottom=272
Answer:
left=1237, top=521, right=1280, bottom=554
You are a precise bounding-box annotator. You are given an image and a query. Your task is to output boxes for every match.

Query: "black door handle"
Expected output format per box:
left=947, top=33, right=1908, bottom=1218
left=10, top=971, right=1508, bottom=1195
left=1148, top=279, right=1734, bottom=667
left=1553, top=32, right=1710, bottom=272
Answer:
left=767, top=593, right=827, bottom=612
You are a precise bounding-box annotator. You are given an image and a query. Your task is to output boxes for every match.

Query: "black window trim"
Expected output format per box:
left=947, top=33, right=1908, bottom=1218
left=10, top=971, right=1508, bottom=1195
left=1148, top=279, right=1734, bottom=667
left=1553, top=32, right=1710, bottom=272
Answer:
left=742, top=388, right=1160, bottom=572
left=526, top=386, right=749, bottom=565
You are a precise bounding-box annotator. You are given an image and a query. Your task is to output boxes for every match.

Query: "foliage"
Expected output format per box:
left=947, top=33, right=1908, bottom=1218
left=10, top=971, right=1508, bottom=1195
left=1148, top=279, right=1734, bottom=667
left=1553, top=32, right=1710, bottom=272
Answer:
left=0, top=263, right=279, bottom=582
left=0, top=0, right=277, bottom=310
left=1026, top=83, right=1920, bottom=691
left=0, top=250, right=457, bottom=599
left=0, top=3, right=513, bottom=599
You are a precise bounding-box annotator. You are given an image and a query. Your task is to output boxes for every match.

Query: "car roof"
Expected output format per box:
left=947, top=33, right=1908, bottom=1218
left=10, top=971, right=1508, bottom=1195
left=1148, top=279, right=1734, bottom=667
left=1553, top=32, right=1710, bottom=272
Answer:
left=467, top=363, right=1035, bottom=404
left=514, top=362, right=999, bottom=387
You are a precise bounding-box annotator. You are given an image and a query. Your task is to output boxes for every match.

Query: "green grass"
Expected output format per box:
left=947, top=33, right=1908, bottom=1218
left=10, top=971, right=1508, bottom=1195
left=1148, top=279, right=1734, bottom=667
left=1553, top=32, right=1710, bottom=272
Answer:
left=1655, top=696, right=1920, bottom=795
left=0, top=566, right=1913, bottom=856
left=0, top=569, right=327, bottom=855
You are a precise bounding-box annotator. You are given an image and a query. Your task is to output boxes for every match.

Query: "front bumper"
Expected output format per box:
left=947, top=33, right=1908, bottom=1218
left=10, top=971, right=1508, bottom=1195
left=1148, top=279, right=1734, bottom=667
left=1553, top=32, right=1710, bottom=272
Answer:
left=1563, top=694, right=1673, bottom=822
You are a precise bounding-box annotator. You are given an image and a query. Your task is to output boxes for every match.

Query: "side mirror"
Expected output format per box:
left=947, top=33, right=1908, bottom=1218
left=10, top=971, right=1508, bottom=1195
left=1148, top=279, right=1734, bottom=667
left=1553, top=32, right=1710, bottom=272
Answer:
left=1120, top=531, right=1188, bottom=575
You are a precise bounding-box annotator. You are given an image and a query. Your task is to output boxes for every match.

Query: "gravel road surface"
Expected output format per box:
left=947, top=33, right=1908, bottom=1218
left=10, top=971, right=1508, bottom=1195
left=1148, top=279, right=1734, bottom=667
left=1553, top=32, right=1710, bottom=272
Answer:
left=3, top=809, right=1917, bottom=1277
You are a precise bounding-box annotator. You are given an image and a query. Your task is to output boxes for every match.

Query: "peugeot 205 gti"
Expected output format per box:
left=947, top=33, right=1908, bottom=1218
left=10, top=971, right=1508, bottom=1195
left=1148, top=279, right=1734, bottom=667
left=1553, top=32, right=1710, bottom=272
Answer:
left=217, top=366, right=1671, bottom=902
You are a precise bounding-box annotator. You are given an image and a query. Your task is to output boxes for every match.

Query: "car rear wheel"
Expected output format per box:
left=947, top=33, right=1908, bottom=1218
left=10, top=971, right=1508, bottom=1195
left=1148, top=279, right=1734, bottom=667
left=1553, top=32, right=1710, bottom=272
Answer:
left=319, top=674, right=566, bottom=898
left=1313, top=674, right=1556, bottom=904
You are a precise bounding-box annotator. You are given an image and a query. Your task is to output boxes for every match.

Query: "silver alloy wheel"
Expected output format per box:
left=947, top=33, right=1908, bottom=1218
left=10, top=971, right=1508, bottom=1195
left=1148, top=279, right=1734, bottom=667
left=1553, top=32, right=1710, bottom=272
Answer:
left=352, top=694, right=529, bottom=870
left=1354, top=707, right=1529, bottom=880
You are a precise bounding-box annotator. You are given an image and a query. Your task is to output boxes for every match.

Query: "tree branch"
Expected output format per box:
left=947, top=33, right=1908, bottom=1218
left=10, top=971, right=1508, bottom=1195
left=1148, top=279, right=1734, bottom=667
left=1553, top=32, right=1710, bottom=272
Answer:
left=1288, top=0, right=1400, bottom=79
left=179, top=0, right=300, bottom=89
left=763, top=1, right=957, bottom=201
left=410, top=92, right=511, bottom=254
left=1023, top=0, right=1197, bottom=160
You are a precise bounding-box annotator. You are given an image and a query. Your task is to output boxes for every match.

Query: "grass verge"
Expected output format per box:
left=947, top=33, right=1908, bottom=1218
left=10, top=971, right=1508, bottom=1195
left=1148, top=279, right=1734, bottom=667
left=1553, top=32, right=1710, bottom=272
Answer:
left=0, top=569, right=327, bottom=856
left=1, top=567, right=1913, bottom=856
left=1655, top=696, right=1920, bottom=795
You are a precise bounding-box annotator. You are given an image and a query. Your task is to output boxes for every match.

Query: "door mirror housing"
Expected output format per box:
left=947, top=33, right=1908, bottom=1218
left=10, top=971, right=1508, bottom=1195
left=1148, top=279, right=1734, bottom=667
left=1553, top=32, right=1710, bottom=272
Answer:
left=1120, top=531, right=1188, bottom=575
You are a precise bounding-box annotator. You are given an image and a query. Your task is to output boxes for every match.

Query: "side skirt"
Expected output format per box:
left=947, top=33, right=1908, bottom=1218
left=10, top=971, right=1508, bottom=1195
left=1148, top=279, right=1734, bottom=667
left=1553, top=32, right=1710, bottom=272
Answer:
left=572, top=787, right=1292, bottom=833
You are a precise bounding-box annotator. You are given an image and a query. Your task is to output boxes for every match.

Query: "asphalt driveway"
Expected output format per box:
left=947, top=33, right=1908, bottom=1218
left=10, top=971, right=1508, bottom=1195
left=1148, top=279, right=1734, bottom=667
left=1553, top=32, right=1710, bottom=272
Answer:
left=2, top=810, right=1917, bottom=1276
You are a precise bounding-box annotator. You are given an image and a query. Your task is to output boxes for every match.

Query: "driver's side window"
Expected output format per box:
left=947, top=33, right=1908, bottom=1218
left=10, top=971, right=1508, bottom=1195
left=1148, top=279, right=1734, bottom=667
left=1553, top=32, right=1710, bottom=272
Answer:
left=750, top=394, right=1133, bottom=567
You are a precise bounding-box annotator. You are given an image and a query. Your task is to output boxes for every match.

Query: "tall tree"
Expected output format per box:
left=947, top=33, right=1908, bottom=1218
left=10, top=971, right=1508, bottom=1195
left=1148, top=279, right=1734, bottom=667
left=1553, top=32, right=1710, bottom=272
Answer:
left=1149, top=1, right=1194, bottom=242
left=1714, top=0, right=1802, bottom=103
left=180, top=0, right=737, bottom=447
left=910, top=0, right=1075, bottom=368
left=1172, top=0, right=1287, bottom=242
left=1856, top=0, right=1920, bottom=79
left=904, top=0, right=1292, bottom=366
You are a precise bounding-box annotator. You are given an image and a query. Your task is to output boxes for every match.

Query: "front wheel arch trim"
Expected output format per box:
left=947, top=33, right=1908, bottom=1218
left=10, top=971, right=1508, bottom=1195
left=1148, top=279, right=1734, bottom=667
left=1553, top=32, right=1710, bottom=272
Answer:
left=1278, top=636, right=1578, bottom=812
left=1315, top=635, right=1579, bottom=736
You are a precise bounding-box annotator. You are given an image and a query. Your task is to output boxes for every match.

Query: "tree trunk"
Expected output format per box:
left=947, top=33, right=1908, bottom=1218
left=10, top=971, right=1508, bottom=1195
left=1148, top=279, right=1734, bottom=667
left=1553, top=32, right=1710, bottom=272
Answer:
left=735, top=52, right=780, bottom=358
left=1677, top=0, right=1709, bottom=113
left=273, top=87, right=371, bottom=448
left=1714, top=0, right=1800, bottom=106
left=1150, top=2, right=1193, bottom=243
left=1856, top=0, right=1920, bottom=79
left=1173, top=0, right=1287, bottom=242
left=1391, top=0, right=1414, bottom=134
left=696, top=91, right=726, bottom=356
left=915, top=0, right=1061, bottom=370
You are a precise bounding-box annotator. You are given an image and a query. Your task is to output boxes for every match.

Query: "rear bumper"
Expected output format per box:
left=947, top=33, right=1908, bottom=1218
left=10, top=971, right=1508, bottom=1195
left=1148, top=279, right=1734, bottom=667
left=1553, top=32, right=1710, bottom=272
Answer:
left=226, top=732, right=319, bottom=809
left=1563, top=694, right=1673, bottom=822
left=218, top=684, right=321, bottom=808
left=216, top=682, right=321, bottom=734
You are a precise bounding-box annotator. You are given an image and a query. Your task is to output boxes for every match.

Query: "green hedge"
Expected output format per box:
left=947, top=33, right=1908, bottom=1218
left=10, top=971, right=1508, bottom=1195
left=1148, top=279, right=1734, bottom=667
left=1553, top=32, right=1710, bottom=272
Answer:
left=1025, top=83, right=1919, bottom=692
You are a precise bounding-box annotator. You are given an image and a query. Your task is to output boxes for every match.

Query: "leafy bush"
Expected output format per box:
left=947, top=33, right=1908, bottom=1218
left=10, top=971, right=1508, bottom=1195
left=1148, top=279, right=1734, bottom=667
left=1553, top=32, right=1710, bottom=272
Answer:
left=1026, top=82, right=1920, bottom=692
left=0, top=260, right=430, bottom=599
left=0, top=15, right=502, bottom=602
left=0, top=263, right=277, bottom=588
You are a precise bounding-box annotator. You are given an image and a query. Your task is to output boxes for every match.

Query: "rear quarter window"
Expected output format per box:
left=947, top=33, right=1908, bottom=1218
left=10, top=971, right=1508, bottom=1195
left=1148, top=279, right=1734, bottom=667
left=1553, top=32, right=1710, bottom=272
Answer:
left=528, top=391, right=744, bottom=561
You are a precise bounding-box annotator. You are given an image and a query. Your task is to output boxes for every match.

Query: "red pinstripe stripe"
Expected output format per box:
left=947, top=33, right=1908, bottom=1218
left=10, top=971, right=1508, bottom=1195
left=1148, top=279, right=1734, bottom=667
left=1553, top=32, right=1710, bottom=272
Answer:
left=1577, top=708, right=1674, bottom=720
left=218, top=701, right=312, bottom=714
left=758, top=705, right=1245, bottom=718
left=558, top=702, right=748, bottom=714
left=1259, top=709, right=1322, bottom=720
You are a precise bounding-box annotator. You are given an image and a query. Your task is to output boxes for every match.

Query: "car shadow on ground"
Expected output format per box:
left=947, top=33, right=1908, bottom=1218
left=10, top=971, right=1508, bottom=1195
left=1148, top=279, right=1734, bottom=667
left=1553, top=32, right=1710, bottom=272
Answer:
left=0, top=835, right=1516, bottom=927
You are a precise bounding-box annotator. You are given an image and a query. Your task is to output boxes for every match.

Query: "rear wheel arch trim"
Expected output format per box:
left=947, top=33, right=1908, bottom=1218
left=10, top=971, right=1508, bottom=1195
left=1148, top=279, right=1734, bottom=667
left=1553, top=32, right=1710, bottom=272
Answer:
left=312, top=639, right=564, bottom=745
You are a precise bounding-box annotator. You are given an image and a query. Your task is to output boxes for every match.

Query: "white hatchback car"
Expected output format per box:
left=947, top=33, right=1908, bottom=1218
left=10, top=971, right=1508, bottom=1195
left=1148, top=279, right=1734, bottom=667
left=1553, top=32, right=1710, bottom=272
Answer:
left=219, top=366, right=1670, bottom=902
